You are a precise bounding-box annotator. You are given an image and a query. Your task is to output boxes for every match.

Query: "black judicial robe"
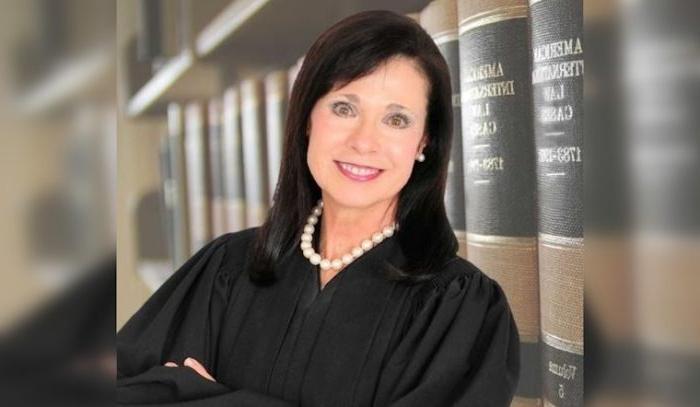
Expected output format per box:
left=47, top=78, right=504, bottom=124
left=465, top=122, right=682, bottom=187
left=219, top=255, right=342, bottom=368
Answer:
left=117, top=227, right=520, bottom=406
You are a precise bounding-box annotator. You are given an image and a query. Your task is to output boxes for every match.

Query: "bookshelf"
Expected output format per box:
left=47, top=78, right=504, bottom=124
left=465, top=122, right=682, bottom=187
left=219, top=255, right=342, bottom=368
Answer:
left=125, top=48, right=220, bottom=116
left=124, top=0, right=430, bottom=117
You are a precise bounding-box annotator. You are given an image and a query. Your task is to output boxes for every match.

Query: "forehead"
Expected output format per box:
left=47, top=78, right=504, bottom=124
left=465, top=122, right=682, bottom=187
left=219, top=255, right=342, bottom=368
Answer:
left=327, top=57, right=429, bottom=112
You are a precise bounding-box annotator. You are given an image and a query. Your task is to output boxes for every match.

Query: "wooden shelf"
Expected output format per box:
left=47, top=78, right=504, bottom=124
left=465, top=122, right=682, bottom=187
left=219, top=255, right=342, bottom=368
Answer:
left=16, top=49, right=111, bottom=115
left=126, top=49, right=194, bottom=117
left=196, top=0, right=430, bottom=80
left=196, top=0, right=271, bottom=57
left=126, top=49, right=221, bottom=117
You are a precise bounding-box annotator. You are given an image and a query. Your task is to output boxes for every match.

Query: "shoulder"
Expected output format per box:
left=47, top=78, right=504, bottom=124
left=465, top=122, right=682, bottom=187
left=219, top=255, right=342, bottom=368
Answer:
left=215, top=226, right=260, bottom=252
left=209, top=226, right=261, bottom=270
left=175, top=227, right=261, bottom=284
left=430, top=256, right=497, bottom=293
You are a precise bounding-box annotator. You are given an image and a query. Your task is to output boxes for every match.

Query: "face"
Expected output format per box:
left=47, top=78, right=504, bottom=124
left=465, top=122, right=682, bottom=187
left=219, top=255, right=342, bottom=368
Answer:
left=306, top=56, right=429, bottom=212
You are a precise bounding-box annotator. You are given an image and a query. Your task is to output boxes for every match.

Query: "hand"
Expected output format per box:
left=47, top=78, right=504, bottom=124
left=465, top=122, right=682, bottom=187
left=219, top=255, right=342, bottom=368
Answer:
left=164, top=357, right=216, bottom=382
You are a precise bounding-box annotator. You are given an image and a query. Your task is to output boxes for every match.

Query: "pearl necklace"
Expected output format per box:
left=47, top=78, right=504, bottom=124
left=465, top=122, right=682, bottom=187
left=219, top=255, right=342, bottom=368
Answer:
left=299, top=199, right=399, bottom=271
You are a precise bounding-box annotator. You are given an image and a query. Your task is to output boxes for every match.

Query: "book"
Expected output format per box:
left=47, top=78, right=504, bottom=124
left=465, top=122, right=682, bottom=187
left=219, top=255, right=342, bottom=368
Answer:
left=530, top=0, right=584, bottom=405
left=421, top=0, right=468, bottom=259
left=457, top=0, right=541, bottom=405
left=240, top=78, right=269, bottom=227
left=165, top=103, right=190, bottom=268
left=159, top=131, right=178, bottom=274
left=208, top=97, right=228, bottom=238
left=136, top=0, right=163, bottom=64
left=264, top=70, right=289, bottom=205
left=184, top=101, right=212, bottom=253
left=221, top=87, right=247, bottom=233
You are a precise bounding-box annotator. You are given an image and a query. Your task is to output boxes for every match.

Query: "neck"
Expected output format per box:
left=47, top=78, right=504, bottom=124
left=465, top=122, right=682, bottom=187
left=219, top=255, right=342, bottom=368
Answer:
left=317, top=194, right=397, bottom=261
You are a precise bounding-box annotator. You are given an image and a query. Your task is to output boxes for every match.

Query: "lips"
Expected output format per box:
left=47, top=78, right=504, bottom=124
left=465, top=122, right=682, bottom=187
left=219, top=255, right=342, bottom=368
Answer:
left=335, top=160, right=384, bottom=182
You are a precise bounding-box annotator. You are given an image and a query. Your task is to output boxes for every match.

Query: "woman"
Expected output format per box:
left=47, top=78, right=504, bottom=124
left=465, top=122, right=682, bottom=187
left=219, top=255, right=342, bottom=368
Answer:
left=118, top=10, right=519, bottom=406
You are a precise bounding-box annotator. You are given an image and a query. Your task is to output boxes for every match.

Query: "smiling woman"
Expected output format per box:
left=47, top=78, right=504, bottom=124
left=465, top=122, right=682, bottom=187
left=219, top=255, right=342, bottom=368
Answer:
left=117, top=9, right=519, bottom=407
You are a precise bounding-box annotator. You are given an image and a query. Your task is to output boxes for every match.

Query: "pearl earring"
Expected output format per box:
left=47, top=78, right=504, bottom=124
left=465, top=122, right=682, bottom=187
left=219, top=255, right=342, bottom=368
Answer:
left=416, top=153, right=425, bottom=162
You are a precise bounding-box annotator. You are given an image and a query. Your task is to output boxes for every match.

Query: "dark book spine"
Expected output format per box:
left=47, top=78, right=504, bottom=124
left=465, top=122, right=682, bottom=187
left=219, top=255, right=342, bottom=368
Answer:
left=208, top=97, right=227, bottom=238
left=264, top=71, right=288, bottom=206
left=166, top=103, right=190, bottom=268
left=421, top=0, right=467, bottom=259
left=457, top=0, right=540, bottom=404
left=530, top=0, right=584, bottom=405
left=184, top=102, right=212, bottom=254
left=158, top=135, right=177, bottom=270
left=240, top=78, right=269, bottom=227
left=137, top=0, right=162, bottom=62
left=222, top=87, right=247, bottom=232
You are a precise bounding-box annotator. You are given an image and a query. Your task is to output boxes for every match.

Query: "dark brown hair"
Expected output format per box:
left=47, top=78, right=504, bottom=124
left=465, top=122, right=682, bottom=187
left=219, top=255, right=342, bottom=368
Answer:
left=248, top=9, right=457, bottom=285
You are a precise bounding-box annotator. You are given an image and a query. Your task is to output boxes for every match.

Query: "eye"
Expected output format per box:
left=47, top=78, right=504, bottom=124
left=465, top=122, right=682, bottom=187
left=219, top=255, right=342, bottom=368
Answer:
left=331, top=101, right=355, bottom=118
left=386, top=113, right=412, bottom=129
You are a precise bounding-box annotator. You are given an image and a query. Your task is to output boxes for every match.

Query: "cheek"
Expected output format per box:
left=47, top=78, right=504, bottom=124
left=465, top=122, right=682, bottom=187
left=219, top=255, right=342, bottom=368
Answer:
left=384, top=145, right=418, bottom=185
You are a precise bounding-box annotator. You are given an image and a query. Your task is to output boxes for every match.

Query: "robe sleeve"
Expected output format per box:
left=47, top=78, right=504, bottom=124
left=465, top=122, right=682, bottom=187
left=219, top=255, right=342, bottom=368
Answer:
left=374, top=259, right=520, bottom=407
left=117, top=232, right=296, bottom=406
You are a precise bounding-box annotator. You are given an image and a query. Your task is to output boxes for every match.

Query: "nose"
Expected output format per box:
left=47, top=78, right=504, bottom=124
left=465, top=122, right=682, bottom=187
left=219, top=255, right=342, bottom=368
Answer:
left=346, top=117, right=379, bottom=154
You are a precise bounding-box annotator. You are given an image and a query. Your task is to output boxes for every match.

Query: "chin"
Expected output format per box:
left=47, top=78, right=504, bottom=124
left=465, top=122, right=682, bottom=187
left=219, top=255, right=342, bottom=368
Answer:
left=323, top=190, right=378, bottom=209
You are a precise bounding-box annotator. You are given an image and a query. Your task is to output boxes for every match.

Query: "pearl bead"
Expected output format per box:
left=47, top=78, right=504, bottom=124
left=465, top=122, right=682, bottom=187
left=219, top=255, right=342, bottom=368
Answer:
left=382, top=226, right=394, bottom=237
left=310, top=253, right=321, bottom=265
left=342, top=254, right=354, bottom=265
left=300, top=199, right=398, bottom=273
left=351, top=247, right=364, bottom=258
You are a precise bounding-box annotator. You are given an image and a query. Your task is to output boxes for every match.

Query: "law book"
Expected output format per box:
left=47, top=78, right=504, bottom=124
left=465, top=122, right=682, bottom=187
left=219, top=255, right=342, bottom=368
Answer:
left=165, top=103, right=190, bottom=268
left=529, top=0, right=584, bottom=405
left=159, top=0, right=190, bottom=60
left=158, top=135, right=177, bottom=271
left=208, top=97, right=228, bottom=238
left=184, top=101, right=212, bottom=254
left=222, top=87, right=247, bottom=233
left=136, top=0, right=163, bottom=64
left=421, top=0, right=468, bottom=260
left=457, top=0, right=541, bottom=405
left=240, top=78, right=269, bottom=227
left=264, top=70, right=289, bottom=205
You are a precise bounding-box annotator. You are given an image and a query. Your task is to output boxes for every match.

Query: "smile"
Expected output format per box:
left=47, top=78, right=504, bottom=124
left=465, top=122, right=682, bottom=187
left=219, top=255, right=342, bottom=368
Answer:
left=335, top=161, right=384, bottom=182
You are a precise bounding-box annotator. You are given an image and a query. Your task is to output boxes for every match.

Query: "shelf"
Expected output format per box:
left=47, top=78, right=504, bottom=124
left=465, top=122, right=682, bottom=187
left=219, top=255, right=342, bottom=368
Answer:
left=124, top=0, right=430, bottom=117
left=16, top=49, right=111, bottom=115
left=196, top=0, right=430, bottom=80
left=196, top=0, right=271, bottom=57
left=126, top=49, right=221, bottom=117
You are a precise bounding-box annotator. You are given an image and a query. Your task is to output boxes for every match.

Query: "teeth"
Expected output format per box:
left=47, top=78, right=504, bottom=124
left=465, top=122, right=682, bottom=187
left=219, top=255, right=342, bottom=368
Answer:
left=339, top=162, right=380, bottom=176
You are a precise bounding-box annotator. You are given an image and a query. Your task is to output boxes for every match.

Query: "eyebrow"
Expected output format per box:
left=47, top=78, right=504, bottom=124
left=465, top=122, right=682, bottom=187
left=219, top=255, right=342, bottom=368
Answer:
left=337, top=93, right=411, bottom=112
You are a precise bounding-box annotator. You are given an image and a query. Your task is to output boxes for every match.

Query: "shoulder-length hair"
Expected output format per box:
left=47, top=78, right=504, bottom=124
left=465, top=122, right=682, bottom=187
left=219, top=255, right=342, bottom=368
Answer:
left=248, top=9, right=457, bottom=285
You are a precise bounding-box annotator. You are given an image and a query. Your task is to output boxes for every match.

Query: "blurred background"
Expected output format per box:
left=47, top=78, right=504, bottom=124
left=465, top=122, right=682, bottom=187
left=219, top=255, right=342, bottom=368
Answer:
left=0, top=0, right=696, bottom=406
